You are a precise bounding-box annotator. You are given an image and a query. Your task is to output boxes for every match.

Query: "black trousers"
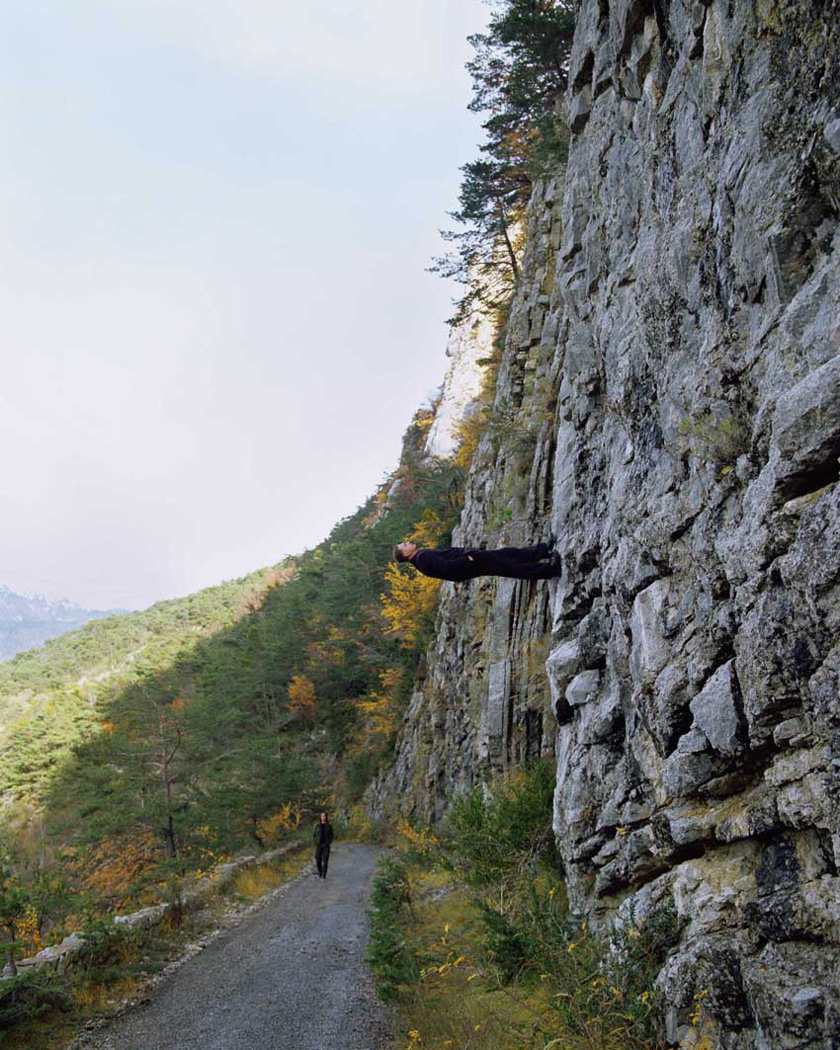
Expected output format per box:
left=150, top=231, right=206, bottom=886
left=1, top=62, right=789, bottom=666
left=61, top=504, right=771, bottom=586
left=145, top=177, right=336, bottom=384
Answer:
left=470, top=544, right=557, bottom=580
left=315, top=844, right=330, bottom=877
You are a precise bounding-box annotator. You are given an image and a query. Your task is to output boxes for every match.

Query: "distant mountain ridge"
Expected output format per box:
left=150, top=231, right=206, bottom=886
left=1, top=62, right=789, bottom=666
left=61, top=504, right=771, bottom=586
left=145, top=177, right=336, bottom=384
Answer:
left=0, top=584, right=125, bottom=659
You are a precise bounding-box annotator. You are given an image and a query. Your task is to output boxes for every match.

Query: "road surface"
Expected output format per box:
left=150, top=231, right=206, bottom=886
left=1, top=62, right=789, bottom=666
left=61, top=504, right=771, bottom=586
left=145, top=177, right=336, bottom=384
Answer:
left=76, top=843, right=392, bottom=1050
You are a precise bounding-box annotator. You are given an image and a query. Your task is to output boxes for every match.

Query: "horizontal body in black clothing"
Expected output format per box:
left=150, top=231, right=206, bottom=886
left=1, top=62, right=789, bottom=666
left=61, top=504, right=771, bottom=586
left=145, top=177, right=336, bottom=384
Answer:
left=410, top=544, right=559, bottom=583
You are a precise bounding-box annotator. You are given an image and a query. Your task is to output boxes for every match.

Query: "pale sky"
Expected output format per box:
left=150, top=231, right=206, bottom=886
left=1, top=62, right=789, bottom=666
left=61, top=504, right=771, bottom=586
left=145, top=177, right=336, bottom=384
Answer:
left=0, top=0, right=487, bottom=610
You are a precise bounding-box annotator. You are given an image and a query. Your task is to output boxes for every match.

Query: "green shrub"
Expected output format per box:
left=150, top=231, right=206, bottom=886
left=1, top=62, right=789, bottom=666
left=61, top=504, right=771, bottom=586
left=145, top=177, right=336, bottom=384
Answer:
left=679, top=412, right=748, bottom=467
left=477, top=877, right=570, bottom=982
left=0, top=969, right=70, bottom=1029
left=442, top=760, right=558, bottom=888
left=378, top=760, right=674, bottom=1049
left=478, top=884, right=675, bottom=1047
left=366, top=855, right=420, bottom=1001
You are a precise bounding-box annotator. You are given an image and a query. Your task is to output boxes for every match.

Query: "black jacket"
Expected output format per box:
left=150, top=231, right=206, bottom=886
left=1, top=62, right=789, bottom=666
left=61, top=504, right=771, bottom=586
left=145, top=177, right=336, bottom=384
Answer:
left=314, top=822, right=334, bottom=847
left=410, top=546, right=480, bottom=583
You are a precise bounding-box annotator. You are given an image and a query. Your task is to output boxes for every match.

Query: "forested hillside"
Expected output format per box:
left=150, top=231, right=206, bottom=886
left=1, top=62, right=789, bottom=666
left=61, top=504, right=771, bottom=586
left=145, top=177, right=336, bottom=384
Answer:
left=0, top=0, right=569, bottom=1027
left=0, top=567, right=285, bottom=798
left=0, top=403, right=469, bottom=964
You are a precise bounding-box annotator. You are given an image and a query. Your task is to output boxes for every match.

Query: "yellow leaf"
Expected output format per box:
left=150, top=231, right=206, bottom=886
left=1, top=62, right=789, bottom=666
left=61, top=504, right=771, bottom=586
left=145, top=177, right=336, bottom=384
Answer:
left=380, top=563, right=441, bottom=648
left=287, top=674, right=317, bottom=721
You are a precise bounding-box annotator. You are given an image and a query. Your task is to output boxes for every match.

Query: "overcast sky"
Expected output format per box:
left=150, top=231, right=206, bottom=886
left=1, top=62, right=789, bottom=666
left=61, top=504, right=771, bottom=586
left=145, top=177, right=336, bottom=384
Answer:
left=0, top=0, right=487, bottom=610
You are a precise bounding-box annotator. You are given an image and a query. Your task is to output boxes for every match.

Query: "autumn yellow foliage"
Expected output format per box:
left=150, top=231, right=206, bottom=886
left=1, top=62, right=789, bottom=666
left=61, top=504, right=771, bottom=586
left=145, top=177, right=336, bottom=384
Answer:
left=453, top=407, right=488, bottom=470
left=16, top=903, right=41, bottom=954
left=356, top=667, right=404, bottom=743
left=409, top=509, right=449, bottom=548
left=256, top=803, right=301, bottom=843
left=381, top=564, right=442, bottom=649
left=287, top=674, right=317, bottom=721
left=397, top=820, right=440, bottom=859
left=78, top=829, right=161, bottom=906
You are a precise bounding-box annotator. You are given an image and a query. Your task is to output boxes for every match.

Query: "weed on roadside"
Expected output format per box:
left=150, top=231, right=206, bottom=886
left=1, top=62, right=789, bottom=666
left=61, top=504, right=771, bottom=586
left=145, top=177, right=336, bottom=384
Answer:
left=371, top=763, right=667, bottom=1050
left=230, top=850, right=308, bottom=900
left=0, top=852, right=309, bottom=1050
left=366, top=855, right=420, bottom=1000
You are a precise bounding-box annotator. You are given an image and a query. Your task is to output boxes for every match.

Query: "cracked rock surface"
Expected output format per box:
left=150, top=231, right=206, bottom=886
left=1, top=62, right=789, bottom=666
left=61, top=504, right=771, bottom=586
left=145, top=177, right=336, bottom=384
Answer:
left=368, top=1, right=840, bottom=1046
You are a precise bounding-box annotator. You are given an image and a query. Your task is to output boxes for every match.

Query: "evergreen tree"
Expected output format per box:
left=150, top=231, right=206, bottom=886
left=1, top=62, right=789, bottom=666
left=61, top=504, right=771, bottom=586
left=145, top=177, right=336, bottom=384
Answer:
left=0, top=844, right=31, bottom=976
left=432, top=0, right=576, bottom=321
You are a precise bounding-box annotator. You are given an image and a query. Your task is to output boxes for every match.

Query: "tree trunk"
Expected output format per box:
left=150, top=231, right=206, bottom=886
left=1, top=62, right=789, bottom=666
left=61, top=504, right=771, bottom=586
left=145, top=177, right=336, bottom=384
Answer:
left=249, top=815, right=265, bottom=849
left=5, top=928, right=17, bottom=977
left=163, top=813, right=176, bottom=859
left=160, top=729, right=180, bottom=859
left=162, top=743, right=176, bottom=857
left=499, top=208, right=520, bottom=284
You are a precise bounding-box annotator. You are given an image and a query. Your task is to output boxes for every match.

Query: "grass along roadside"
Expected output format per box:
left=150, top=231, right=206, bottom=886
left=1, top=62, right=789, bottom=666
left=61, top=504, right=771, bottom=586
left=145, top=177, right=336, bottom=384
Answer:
left=1, top=846, right=310, bottom=1050
left=385, top=864, right=561, bottom=1050
left=367, top=764, right=671, bottom=1050
left=386, top=864, right=667, bottom=1050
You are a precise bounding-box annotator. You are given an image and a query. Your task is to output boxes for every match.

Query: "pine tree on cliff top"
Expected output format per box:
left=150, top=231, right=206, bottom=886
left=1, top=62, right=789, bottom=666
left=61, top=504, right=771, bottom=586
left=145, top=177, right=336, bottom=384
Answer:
left=433, top=0, right=575, bottom=321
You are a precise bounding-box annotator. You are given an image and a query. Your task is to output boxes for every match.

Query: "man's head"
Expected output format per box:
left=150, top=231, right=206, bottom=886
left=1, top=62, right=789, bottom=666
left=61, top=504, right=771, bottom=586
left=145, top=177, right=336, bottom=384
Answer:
left=393, top=541, right=418, bottom=563
left=320, top=811, right=328, bottom=823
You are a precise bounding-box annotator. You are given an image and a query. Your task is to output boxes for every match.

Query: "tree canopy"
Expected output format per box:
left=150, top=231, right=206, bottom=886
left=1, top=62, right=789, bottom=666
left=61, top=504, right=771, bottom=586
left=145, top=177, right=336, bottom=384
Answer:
left=432, top=0, right=575, bottom=321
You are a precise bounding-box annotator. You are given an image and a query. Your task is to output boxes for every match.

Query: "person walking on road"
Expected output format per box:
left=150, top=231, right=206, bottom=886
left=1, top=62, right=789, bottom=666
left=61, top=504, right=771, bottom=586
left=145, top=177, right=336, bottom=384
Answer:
left=393, top=539, right=560, bottom=583
left=314, top=811, right=334, bottom=879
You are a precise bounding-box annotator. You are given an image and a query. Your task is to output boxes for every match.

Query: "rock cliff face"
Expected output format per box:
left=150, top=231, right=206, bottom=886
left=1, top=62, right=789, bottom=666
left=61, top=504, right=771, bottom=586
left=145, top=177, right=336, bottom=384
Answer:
left=369, top=1, right=840, bottom=1046
left=424, top=312, right=493, bottom=460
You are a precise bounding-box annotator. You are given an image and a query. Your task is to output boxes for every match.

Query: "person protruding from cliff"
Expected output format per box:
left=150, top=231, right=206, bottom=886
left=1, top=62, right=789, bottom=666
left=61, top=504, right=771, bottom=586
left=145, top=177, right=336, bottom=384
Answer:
left=314, top=811, right=334, bottom=879
left=393, top=539, right=560, bottom=582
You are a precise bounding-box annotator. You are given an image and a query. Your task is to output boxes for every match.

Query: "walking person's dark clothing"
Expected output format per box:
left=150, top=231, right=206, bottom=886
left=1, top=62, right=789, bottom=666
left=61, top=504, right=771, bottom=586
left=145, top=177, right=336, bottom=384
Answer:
left=409, top=543, right=560, bottom=583
left=314, top=816, right=334, bottom=879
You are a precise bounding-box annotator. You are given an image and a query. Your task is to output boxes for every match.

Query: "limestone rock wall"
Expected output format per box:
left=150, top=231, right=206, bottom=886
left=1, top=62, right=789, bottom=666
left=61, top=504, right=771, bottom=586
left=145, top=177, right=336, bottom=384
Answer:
left=424, top=311, right=493, bottom=460
left=367, top=177, right=563, bottom=820
left=369, top=1, right=840, bottom=1046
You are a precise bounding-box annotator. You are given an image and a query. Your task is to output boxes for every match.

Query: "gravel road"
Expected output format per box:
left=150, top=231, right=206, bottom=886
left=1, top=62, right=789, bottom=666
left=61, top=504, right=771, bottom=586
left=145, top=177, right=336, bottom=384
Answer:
left=77, top=843, right=392, bottom=1050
